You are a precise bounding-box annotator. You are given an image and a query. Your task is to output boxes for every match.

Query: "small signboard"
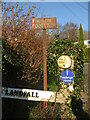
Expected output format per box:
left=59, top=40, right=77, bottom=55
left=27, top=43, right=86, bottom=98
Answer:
left=32, top=17, right=57, bottom=29
left=57, top=55, right=71, bottom=69
left=61, top=70, right=74, bottom=84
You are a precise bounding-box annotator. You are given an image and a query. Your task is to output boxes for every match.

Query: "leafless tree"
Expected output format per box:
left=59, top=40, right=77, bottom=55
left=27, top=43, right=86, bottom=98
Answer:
left=2, top=2, right=43, bottom=83
left=60, top=22, right=78, bottom=42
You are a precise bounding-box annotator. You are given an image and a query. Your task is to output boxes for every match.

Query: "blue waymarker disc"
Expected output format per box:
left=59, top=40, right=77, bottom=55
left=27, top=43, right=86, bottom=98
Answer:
left=61, top=70, right=74, bottom=84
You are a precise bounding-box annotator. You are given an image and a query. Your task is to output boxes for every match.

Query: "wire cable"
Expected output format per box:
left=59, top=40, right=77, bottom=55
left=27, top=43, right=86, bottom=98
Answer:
left=74, top=0, right=88, bottom=11
left=61, top=2, right=88, bottom=27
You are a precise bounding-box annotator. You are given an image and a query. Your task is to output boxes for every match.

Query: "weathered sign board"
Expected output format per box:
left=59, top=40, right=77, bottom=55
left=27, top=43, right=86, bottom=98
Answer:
left=1, top=87, right=69, bottom=103
left=32, top=17, right=57, bottom=29
left=57, top=55, right=71, bottom=69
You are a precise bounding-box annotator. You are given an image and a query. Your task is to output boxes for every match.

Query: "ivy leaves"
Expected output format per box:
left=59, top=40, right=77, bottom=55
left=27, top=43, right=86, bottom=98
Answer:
left=47, top=38, right=84, bottom=98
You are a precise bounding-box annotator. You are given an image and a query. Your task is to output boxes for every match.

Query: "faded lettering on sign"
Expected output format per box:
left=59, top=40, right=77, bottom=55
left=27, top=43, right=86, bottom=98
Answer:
left=32, top=18, right=57, bottom=29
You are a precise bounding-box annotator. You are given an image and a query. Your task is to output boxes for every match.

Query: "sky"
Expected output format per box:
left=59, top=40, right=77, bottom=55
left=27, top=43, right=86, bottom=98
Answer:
left=31, top=2, right=88, bottom=31
left=3, top=0, right=90, bottom=2
left=2, top=2, right=88, bottom=31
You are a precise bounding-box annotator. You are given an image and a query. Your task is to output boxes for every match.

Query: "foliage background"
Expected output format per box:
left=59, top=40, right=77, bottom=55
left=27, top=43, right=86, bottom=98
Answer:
left=47, top=38, right=85, bottom=98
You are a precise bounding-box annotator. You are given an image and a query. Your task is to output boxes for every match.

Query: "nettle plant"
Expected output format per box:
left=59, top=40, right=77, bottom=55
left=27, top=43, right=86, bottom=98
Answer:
left=47, top=38, right=85, bottom=98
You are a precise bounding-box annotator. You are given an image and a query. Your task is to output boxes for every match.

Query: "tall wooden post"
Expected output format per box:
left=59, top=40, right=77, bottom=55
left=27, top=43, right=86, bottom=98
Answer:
left=43, top=29, right=47, bottom=108
left=31, top=17, right=57, bottom=108
left=43, top=29, right=47, bottom=91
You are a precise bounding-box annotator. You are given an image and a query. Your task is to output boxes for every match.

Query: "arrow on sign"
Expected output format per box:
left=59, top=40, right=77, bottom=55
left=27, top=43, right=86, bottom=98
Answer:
left=61, top=70, right=74, bottom=84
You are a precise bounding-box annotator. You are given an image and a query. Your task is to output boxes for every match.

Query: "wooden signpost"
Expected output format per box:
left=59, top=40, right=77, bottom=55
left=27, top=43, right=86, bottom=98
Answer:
left=32, top=17, right=57, bottom=107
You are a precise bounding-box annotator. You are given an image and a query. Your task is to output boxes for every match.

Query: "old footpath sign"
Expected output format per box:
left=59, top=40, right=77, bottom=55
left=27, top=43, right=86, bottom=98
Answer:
left=61, top=70, right=74, bottom=84
left=32, top=17, right=57, bottom=29
left=1, top=87, right=68, bottom=103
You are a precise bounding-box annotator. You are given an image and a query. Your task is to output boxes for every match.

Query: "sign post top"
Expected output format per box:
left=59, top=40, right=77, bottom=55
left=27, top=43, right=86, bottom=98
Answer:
left=32, top=17, right=57, bottom=29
